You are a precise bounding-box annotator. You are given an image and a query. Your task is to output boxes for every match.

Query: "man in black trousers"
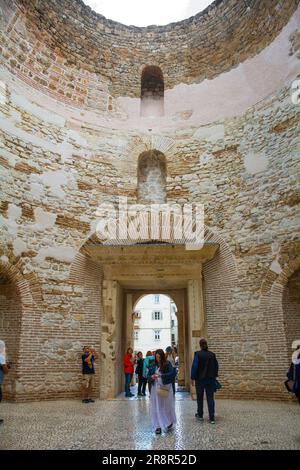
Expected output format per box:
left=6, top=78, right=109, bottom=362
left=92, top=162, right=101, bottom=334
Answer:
left=191, top=338, right=219, bottom=424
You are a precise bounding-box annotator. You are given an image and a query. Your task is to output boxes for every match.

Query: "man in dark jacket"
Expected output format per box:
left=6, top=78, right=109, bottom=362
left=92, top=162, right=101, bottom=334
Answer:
left=191, top=338, right=219, bottom=424
left=135, top=351, right=147, bottom=396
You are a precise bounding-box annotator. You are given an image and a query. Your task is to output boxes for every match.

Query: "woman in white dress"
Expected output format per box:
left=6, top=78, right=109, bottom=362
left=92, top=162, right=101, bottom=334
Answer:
left=148, top=349, right=176, bottom=434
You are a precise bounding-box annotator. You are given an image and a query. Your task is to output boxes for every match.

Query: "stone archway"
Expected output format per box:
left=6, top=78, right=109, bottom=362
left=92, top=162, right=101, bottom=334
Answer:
left=0, top=259, right=36, bottom=400
left=259, top=241, right=300, bottom=398
left=70, top=238, right=219, bottom=399
left=130, top=290, right=185, bottom=387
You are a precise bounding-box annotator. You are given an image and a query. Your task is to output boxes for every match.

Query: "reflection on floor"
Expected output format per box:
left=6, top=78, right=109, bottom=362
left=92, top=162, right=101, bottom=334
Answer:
left=114, top=383, right=188, bottom=401
left=0, top=394, right=299, bottom=450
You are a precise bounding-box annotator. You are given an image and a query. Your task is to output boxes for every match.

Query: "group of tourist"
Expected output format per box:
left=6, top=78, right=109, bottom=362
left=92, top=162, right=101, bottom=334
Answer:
left=123, top=346, right=178, bottom=434
left=1, top=338, right=300, bottom=432
left=79, top=338, right=300, bottom=435
left=121, top=340, right=218, bottom=433
left=123, top=346, right=177, bottom=398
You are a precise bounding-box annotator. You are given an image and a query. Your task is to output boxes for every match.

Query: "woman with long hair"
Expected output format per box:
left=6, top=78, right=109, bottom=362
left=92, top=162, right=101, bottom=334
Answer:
left=148, top=348, right=176, bottom=434
left=165, top=346, right=176, bottom=394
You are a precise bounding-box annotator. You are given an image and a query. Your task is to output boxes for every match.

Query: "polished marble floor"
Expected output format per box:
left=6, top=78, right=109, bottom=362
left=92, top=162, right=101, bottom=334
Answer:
left=0, top=392, right=299, bottom=450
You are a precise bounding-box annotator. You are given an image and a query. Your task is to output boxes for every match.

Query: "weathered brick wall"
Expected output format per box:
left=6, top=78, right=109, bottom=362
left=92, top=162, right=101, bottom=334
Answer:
left=283, top=269, right=300, bottom=360
left=0, top=0, right=299, bottom=401
left=0, top=0, right=298, bottom=107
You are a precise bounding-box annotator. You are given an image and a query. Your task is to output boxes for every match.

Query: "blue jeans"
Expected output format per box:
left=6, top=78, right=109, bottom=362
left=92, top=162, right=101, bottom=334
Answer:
left=195, top=378, right=215, bottom=420
left=125, top=373, right=133, bottom=396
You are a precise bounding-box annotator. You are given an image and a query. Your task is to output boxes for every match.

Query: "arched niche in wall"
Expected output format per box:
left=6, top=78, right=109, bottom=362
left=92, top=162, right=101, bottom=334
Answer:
left=137, top=149, right=167, bottom=204
left=140, top=65, right=164, bottom=117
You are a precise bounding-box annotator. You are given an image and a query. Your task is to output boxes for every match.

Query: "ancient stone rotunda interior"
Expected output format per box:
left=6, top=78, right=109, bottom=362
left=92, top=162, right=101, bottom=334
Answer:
left=0, top=0, right=299, bottom=404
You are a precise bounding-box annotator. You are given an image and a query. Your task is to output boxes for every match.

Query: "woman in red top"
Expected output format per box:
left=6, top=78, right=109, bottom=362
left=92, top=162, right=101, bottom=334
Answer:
left=123, top=347, right=134, bottom=397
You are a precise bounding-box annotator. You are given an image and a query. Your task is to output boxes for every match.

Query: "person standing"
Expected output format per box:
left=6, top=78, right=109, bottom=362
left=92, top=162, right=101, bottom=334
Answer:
left=286, top=343, right=300, bottom=404
left=123, top=347, right=134, bottom=397
left=81, top=345, right=98, bottom=403
left=143, top=350, right=155, bottom=395
left=135, top=351, right=147, bottom=396
left=148, top=349, right=176, bottom=434
left=191, top=338, right=219, bottom=424
left=0, top=340, right=9, bottom=424
left=165, top=346, right=176, bottom=395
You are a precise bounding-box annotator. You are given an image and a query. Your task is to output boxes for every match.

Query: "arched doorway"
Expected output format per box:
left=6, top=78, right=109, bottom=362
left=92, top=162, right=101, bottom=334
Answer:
left=133, top=293, right=178, bottom=353
left=70, top=229, right=219, bottom=400
left=132, top=293, right=179, bottom=391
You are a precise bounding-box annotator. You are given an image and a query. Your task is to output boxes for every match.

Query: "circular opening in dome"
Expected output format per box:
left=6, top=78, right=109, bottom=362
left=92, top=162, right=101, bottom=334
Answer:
left=83, top=0, right=215, bottom=27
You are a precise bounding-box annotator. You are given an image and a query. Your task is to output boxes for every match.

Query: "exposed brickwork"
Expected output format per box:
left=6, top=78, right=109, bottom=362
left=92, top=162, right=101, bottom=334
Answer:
left=283, top=269, right=300, bottom=359
left=0, top=0, right=298, bottom=108
left=0, top=0, right=299, bottom=402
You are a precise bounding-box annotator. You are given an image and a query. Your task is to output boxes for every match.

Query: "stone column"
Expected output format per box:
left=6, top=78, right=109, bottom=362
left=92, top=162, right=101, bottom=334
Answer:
left=176, top=298, right=185, bottom=386
left=126, top=293, right=134, bottom=350
left=187, top=269, right=205, bottom=399
left=100, top=279, right=123, bottom=399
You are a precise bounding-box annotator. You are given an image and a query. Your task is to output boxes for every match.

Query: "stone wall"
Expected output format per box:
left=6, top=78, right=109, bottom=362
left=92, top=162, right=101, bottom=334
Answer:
left=3, top=0, right=297, bottom=99
left=0, top=279, right=22, bottom=399
left=0, top=0, right=299, bottom=401
left=283, top=269, right=300, bottom=359
left=0, top=0, right=298, bottom=110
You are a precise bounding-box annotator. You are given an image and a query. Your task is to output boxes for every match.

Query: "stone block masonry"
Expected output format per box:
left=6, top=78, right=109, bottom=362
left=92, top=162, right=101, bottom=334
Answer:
left=0, top=0, right=299, bottom=401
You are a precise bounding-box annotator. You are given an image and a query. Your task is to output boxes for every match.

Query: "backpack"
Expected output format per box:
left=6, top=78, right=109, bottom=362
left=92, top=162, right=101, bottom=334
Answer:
left=143, top=355, right=155, bottom=379
left=147, top=362, right=157, bottom=383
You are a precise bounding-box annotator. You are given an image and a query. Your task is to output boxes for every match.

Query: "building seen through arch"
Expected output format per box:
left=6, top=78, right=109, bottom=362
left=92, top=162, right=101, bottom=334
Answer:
left=133, top=294, right=178, bottom=355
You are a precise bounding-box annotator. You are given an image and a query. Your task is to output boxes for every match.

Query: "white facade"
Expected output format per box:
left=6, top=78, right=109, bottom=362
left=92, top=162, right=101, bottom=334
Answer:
left=133, top=294, right=178, bottom=355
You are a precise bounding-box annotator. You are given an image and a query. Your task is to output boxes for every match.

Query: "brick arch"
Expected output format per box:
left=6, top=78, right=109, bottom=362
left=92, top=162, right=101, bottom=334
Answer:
left=69, top=225, right=237, bottom=399
left=202, top=228, right=238, bottom=345
left=68, top=250, right=103, bottom=399
left=70, top=226, right=236, bottom=334
left=124, top=135, right=177, bottom=162
left=0, top=258, right=35, bottom=307
left=0, top=258, right=37, bottom=400
left=260, top=241, right=300, bottom=367
left=118, top=135, right=177, bottom=203
left=260, top=241, right=300, bottom=297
